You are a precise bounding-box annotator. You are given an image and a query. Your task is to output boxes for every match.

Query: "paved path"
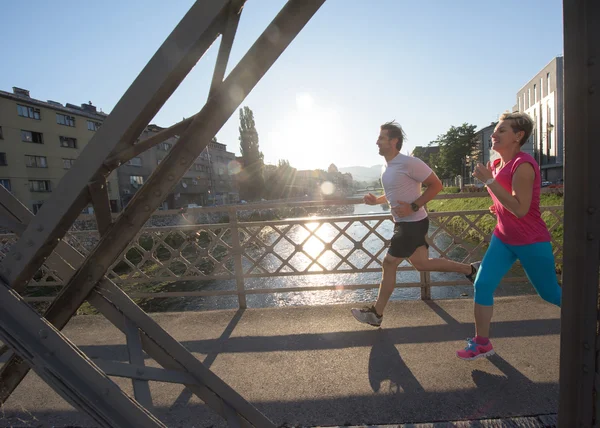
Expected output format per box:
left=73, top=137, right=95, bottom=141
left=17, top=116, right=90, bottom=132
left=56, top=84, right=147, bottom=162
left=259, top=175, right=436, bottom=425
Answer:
left=0, top=295, right=561, bottom=427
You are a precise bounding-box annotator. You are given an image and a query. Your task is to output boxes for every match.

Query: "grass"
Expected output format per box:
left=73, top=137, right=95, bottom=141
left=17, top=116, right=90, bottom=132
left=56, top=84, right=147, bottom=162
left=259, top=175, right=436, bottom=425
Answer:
left=427, top=192, right=564, bottom=272
left=428, top=193, right=563, bottom=213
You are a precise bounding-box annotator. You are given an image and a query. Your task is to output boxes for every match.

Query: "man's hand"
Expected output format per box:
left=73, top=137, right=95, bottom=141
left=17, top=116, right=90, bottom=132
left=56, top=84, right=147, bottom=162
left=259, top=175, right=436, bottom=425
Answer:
left=489, top=205, right=497, bottom=215
left=363, top=193, right=378, bottom=205
left=392, top=201, right=413, bottom=218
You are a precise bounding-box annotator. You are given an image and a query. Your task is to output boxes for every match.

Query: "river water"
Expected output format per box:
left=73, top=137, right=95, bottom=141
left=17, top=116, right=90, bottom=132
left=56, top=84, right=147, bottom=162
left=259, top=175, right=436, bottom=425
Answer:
left=139, top=200, right=535, bottom=313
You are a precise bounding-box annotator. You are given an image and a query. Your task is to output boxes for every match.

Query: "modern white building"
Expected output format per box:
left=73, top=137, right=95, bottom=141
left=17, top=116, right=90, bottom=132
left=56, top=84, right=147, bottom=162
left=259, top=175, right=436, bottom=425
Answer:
left=514, top=56, right=564, bottom=182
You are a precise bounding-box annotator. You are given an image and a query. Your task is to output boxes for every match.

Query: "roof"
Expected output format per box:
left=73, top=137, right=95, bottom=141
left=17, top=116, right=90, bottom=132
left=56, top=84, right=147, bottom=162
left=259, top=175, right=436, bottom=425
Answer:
left=0, top=89, right=108, bottom=121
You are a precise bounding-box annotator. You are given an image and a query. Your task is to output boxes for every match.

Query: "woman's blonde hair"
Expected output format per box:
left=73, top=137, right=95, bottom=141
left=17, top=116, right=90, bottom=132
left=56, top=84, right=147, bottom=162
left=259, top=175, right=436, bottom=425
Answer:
left=499, top=112, right=534, bottom=146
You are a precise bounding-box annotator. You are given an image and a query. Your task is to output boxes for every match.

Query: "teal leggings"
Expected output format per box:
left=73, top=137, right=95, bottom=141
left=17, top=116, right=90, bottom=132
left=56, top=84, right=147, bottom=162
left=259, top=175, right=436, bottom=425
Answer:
left=474, top=235, right=562, bottom=307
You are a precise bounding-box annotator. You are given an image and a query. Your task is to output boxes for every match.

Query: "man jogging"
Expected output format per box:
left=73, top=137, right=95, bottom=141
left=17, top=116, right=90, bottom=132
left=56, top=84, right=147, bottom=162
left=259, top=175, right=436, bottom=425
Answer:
left=351, top=121, right=479, bottom=327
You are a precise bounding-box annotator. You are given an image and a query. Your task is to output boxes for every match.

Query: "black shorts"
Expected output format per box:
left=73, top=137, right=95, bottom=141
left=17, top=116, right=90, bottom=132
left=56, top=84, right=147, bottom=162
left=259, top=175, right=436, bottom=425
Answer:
left=388, top=217, right=430, bottom=258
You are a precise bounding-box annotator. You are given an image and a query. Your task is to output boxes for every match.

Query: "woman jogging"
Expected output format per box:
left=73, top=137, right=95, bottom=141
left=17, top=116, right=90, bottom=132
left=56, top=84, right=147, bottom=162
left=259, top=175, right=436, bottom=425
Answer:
left=457, top=112, right=562, bottom=360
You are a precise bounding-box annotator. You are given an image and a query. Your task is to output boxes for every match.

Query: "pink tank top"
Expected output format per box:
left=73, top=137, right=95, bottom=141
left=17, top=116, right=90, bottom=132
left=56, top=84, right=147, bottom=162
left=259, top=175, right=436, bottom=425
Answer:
left=489, top=152, right=551, bottom=246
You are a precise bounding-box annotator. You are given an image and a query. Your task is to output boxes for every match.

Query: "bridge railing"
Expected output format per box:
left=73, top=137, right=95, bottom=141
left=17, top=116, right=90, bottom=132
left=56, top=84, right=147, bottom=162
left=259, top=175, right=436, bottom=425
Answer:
left=3, top=193, right=563, bottom=308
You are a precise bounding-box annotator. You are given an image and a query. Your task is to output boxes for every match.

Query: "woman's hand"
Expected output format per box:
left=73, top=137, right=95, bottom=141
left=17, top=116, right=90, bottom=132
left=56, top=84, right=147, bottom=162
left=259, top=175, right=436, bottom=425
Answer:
left=473, top=162, right=494, bottom=183
left=489, top=205, right=497, bottom=215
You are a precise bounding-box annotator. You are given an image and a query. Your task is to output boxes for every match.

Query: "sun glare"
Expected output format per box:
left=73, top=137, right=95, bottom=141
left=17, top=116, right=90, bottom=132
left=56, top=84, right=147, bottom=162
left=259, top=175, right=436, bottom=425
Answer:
left=268, top=93, right=343, bottom=170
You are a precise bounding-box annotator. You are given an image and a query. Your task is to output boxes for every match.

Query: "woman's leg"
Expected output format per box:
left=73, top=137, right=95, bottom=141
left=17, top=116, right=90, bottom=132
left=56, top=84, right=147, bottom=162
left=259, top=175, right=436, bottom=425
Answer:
left=473, top=236, right=517, bottom=335
left=513, top=241, right=562, bottom=307
left=457, top=236, right=516, bottom=360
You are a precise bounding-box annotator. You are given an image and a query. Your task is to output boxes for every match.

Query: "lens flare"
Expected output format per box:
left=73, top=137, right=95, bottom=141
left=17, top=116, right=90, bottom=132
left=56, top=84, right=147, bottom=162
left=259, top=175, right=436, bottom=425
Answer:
left=228, top=160, right=242, bottom=175
left=321, top=181, right=335, bottom=195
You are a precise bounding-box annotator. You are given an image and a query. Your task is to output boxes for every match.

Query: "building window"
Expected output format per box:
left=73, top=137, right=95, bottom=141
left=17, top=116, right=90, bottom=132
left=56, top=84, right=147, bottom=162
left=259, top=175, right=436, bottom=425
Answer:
left=0, top=153, right=6, bottom=166
left=547, top=72, right=551, bottom=95
left=540, top=77, right=544, bottom=98
left=25, top=155, right=48, bottom=168
left=87, top=120, right=101, bottom=131
left=21, top=130, right=44, bottom=144
left=534, top=84, right=537, bottom=103
left=32, top=202, right=43, bottom=214
left=126, top=157, right=142, bottom=166
left=17, top=104, right=41, bottom=120
left=59, top=136, right=77, bottom=148
left=62, top=158, right=76, bottom=169
left=528, top=88, right=531, bottom=108
left=159, top=142, right=172, bottom=151
left=29, top=180, right=52, bottom=192
left=0, top=179, right=11, bottom=191
left=0, top=126, right=3, bottom=139
left=130, top=175, right=144, bottom=186
left=56, top=113, right=75, bottom=127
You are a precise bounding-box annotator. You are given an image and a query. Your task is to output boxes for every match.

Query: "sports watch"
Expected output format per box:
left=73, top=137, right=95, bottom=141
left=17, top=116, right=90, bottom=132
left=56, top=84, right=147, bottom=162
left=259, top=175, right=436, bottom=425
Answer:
left=410, top=202, right=420, bottom=212
left=485, top=178, right=495, bottom=186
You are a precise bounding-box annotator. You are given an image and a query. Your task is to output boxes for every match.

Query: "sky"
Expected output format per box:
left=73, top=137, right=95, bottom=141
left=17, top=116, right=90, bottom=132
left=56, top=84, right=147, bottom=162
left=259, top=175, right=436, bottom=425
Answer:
left=1, top=0, right=564, bottom=170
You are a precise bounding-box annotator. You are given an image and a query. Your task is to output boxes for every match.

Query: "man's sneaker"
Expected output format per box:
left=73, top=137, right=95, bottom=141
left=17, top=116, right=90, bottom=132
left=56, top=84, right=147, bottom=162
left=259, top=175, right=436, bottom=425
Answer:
left=456, top=337, right=495, bottom=360
left=466, top=261, right=481, bottom=284
left=351, top=305, right=382, bottom=327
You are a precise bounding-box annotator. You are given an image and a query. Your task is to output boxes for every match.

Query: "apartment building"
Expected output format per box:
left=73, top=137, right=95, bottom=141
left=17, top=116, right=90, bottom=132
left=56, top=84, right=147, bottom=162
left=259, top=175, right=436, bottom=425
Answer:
left=464, top=122, right=497, bottom=179
left=117, top=126, right=239, bottom=209
left=514, top=57, right=564, bottom=182
left=0, top=87, right=120, bottom=213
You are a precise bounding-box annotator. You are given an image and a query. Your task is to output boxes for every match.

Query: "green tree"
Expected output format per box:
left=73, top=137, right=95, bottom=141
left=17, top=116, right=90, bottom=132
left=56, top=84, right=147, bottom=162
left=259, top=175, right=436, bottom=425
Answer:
left=429, top=123, right=477, bottom=178
left=238, top=106, right=265, bottom=200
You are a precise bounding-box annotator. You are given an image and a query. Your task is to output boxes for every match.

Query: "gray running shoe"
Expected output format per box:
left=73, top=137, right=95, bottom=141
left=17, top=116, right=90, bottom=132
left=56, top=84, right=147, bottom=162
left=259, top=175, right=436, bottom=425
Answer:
left=351, top=305, right=383, bottom=327
left=466, top=261, right=481, bottom=284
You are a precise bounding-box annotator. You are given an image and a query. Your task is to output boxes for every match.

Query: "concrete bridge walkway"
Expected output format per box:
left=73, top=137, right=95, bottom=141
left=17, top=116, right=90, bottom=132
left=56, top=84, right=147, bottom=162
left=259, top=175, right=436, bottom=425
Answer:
left=0, top=295, right=561, bottom=427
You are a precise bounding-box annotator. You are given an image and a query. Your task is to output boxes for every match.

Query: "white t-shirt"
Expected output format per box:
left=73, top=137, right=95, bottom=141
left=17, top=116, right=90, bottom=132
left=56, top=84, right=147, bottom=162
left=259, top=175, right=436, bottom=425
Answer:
left=381, top=153, right=433, bottom=223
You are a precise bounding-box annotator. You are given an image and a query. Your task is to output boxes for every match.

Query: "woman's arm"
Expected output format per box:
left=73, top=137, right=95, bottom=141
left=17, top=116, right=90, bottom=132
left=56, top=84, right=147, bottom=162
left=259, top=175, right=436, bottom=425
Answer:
left=486, top=163, right=535, bottom=218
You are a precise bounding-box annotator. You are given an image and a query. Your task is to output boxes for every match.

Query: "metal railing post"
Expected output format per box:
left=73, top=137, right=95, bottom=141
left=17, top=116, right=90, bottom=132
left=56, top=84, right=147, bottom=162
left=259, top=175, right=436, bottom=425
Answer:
left=420, top=247, right=431, bottom=300
left=228, top=207, right=247, bottom=309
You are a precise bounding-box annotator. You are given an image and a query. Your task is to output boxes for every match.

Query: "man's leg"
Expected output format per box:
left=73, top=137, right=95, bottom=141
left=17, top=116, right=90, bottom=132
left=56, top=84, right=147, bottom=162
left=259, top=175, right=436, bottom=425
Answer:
left=408, top=245, right=472, bottom=275
left=373, top=254, right=403, bottom=316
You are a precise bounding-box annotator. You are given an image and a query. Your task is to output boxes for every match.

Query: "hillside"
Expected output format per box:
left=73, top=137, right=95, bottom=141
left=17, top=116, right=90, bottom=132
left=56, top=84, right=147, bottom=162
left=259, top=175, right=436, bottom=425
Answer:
left=338, top=165, right=383, bottom=182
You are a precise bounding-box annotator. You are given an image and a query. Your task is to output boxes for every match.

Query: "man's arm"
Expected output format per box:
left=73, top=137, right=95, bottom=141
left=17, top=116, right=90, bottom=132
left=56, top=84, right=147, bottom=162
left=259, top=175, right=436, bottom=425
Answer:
left=375, top=194, right=388, bottom=204
left=412, top=172, right=443, bottom=208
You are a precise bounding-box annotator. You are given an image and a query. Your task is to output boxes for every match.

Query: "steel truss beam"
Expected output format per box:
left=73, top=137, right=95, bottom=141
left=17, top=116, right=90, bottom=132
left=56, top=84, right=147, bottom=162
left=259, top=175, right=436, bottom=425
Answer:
left=0, top=0, right=326, bottom=426
left=0, top=186, right=273, bottom=426
left=558, top=0, right=600, bottom=426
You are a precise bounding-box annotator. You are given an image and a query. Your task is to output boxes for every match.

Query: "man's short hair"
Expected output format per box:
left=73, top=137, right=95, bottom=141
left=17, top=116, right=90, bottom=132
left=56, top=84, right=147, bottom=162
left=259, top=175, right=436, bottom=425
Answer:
left=381, top=121, right=406, bottom=151
left=499, top=112, right=534, bottom=146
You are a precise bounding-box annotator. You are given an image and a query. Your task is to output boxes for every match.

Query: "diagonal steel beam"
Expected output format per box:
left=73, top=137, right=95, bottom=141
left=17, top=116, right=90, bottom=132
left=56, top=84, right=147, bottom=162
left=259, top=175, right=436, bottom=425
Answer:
left=88, top=291, right=262, bottom=427
left=105, top=0, right=244, bottom=169
left=0, top=0, right=232, bottom=292
left=0, top=280, right=166, bottom=428
left=210, top=0, right=243, bottom=97
left=88, top=179, right=113, bottom=236
left=105, top=119, right=194, bottom=168
left=19, top=0, right=326, bottom=349
left=0, top=1, right=324, bottom=425
left=0, top=183, right=274, bottom=426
